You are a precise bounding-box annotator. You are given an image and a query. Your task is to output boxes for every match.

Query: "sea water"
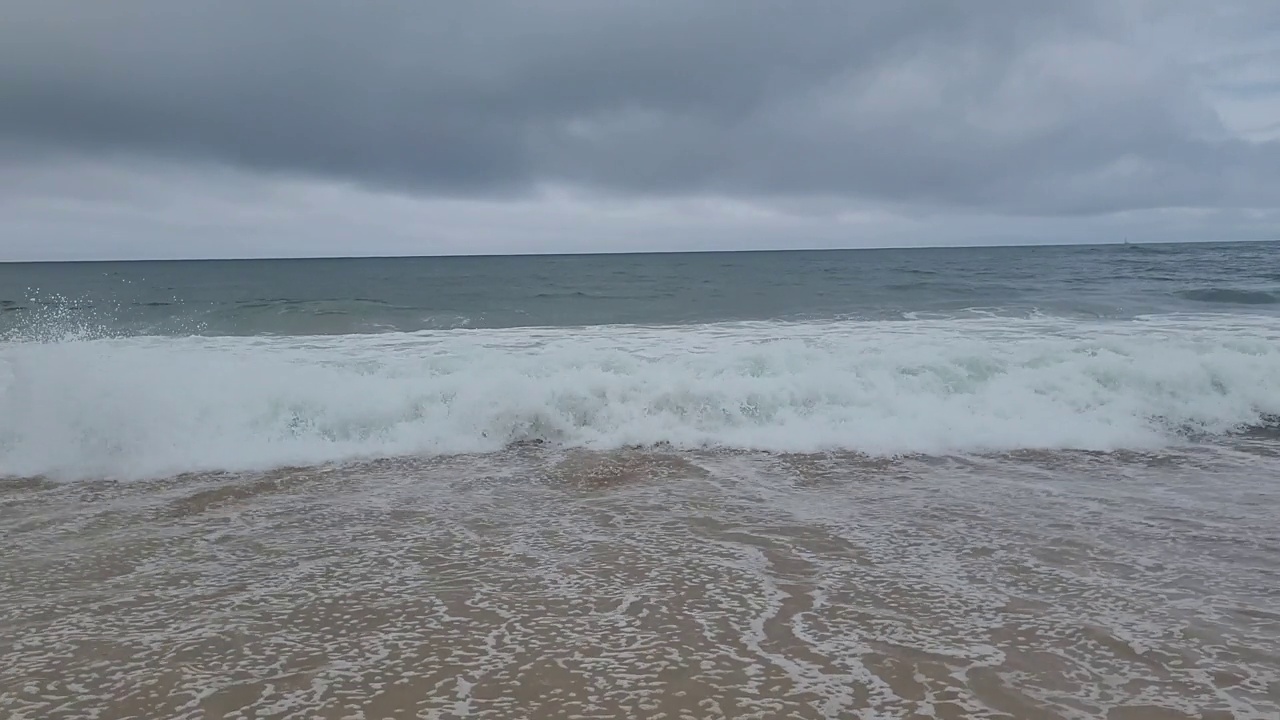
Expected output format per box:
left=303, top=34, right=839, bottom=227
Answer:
left=2, top=242, right=1278, bottom=718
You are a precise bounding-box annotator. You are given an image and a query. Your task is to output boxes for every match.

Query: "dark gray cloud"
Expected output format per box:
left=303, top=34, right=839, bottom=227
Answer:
left=2, top=0, right=1279, bottom=217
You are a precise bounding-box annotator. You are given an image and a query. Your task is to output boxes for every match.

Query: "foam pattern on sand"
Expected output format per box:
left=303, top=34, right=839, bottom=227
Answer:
left=2, top=447, right=1278, bottom=718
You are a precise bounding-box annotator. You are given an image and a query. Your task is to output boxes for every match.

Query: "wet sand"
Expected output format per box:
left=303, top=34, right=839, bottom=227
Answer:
left=2, top=446, right=1278, bottom=719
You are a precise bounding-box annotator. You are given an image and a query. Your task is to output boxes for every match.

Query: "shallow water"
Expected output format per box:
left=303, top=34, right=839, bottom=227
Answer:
left=3, top=446, right=1277, bottom=719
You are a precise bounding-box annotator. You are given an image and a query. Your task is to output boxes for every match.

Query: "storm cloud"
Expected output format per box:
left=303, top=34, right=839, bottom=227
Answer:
left=2, top=1, right=1279, bottom=259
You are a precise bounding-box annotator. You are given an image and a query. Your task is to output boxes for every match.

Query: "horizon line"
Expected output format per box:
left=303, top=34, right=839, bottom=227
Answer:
left=2, top=237, right=1273, bottom=265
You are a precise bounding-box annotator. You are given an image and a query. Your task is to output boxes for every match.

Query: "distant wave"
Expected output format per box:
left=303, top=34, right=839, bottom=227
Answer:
left=1118, top=243, right=1172, bottom=254
left=1177, top=288, right=1279, bottom=305
left=531, top=290, right=651, bottom=300
left=3, top=315, right=1279, bottom=481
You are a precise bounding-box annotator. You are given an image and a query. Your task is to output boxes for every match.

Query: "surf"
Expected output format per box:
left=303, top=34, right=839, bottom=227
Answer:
left=3, top=315, right=1279, bottom=481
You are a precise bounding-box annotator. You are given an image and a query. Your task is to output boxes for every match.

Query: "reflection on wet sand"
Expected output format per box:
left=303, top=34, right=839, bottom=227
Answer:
left=2, top=447, right=1278, bottom=719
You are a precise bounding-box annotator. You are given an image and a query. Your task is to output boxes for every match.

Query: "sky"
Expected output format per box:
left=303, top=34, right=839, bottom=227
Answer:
left=2, top=1, right=1279, bottom=261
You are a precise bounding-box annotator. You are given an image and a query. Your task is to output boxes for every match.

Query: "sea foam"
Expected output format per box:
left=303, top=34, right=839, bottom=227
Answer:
left=2, top=315, right=1279, bottom=480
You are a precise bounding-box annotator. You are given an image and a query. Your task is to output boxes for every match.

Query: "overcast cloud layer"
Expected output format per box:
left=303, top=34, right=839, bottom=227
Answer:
left=2, top=0, right=1279, bottom=260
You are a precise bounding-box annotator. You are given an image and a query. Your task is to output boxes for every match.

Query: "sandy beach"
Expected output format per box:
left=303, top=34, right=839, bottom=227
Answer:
left=4, top=446, right=1277, bottom=719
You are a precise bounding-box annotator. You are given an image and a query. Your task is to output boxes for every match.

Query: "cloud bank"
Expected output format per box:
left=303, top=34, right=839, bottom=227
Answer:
left=2, top=1, right=1278, bottom=259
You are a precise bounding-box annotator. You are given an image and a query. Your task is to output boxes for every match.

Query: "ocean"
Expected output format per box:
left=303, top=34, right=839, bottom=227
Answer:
left=2, top=241, right=1279, bottom=718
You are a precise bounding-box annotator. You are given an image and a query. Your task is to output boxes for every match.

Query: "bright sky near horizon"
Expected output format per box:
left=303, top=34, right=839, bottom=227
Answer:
left=2, top=1, right=1279, bottom=261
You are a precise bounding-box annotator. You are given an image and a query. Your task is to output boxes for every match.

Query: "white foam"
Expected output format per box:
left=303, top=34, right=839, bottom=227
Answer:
left=2, top=315, right=1279, bottom=480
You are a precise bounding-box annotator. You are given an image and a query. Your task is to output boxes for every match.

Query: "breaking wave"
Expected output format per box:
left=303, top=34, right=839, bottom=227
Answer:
left=3, top=315, right=1280, bottom=481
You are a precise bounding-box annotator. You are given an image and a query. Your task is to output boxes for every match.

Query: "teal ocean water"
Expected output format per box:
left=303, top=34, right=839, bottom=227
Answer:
left=4, top=241, right=1280, bottom=337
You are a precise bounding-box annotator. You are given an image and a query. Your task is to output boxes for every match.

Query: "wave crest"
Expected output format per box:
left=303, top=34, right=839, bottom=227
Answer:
left=3, top=316, right=1279, bottom=480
